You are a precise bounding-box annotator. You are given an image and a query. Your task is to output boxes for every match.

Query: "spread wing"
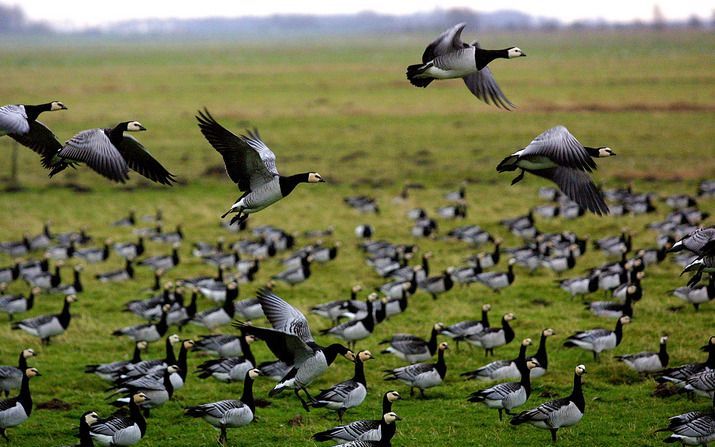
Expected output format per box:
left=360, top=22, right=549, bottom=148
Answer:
left=463, top=44, right=515, bottom=110
left=234, top=322, right=314, bottom=366
left=196, top=109, right=278, bottom=192
left=256, top=289, right=313, bottom=342
left=0, top=105, right=29, bottom=135
left=422, top=23, right=467, bottom=62
left=116, top=135, right=176, bottom=185
left=58, top=129, right=129, bottom=183
left=521, top=126, right=597, bottom=172
left=533, top=167, right=609, bottom=215
left=8, top=120, right=63, bottom=162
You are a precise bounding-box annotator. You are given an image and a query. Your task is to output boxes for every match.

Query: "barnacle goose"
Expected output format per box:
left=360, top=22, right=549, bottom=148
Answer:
left=380, top=323, right=444, bottom=363
left=110, top=365, right=180, bottom=415
left=384, top=342, right=448, bottom=398
left=616, top=336, right=669, bottom=374
left=138, top=243, right=180, bottom=271
left=0, top=349, right=35, bottom=397
left=671, top=274, right=715, bottom=311
left=95, top=259, right=134, bottom=283
left=405, top=23, right=525, bottom=108
left=12, top=294, right=77, bottom=345
left=85, top=341, right=148, bottom=382
left=49, top=264, right=83, bottom=295
left=668, top=227, right=715, bottom=257
left=585, top=285, right=636, bottom=318
left=23, top=262, right=61, bottom=289
left=497, top=126, right=613, bottom=215
left=682, top=256, right=715, bottom=287
left=72, top=410, right=99, bottom=447
left=0, top=287, right=39, bottom=321
left=0, top=262, right=20, bottom=284
left=196, top=109, right=324, bottom=226
left=563, top=315, right=631, bottom=361
left=312, top=391, right=401, bottom=443
left=115, top=335, right=180, bottom=381
left=0, top=101, right=66, bottom=165
left=310, top=350, right=374, bottom=421
left=559, top=275, right=598, bottom=297
left=194, top=330, right=255, bottom=358
left=657, top=409, right=715, bottom=446
left=681, top=369, right=715, bottom=400
left=190, top=285, right=237, bottom=330
left=324, top=412, right=402, bottom=447
left=460, top=313, right=517, bottom=356
left=0, top=367, right=40, bottom=442
left=185, top=368, right=262, bottom=447
left=441, top=304, right=491, bottom=351
left=74, top=240, right=110, bottom=263
left=111, top=304, right=170, bottom=343
left=272, top=256, right=312, bottom=286
left=311, top=285, right=363, bottom=324
left=511, top=364, right=586, bottom=442
left=257, top=359, right=292, bottom=382
left=114, top=237, right=145, bottom=260
left=195, top=335, right=256, bottom=383
left=462, top=337, right=533, bottom=381
left=656, top=336, right=715, bottom=388
left=113, top=210, right=136, bottom=227
left=474, top=258, right=516, bottom=292
left=419, top=269, right=454, bottom=300
left=321, top=293, right=382, bottom=350
left=90, top=392, right=148, bottom=446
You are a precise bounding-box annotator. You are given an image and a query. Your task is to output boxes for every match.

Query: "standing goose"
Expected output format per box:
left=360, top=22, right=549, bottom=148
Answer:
left=115, top=335, right=180, bottom=381
left=89, top=392, right=149, bottom=446
left=671, top=274, right=715, bottom=311
left=616, top=336, right=669, bottom=374
left=11, top=295, right=77, bottom=345
left=441, top=304, right=491, bottom=351
left=194, top=330, right=255, bottom=358
left=272, top=256, right=312, bottom=286
left=0, top=368, right=40, bottom=442
left=311, top=284, right=363, bottom=324
left=405, top=23, right=525, bottom=108
left=50, top=264, right=83, bottom=295
left=0, top=101, right=66, bottom=165
left=475, top=259, right=516, bottom=292
left=496, top=126, right=614, bottom=215
left=510, top=364, right=587, bottom=442
left=85, top=341, right=148, bottom=382
left=461, top=337, right=533, bottom=381
left=312, top=391, right=401, bottom=443
left=185, top=368, right=262, bottom=447
left=112, top=304, right=170, bottom=343
left=321, top=294, right=381, bottom=350
left=656, top=336, right=715, bottom=388
left=74, top=240, right=110, bottom=263
left=190, top=285, right=237, bottom=330
left=329, top=412, right=402, bottom=447
left=23, top=262, right=61, bottom=289
left=110, top=365, right=179, bottom=415
left=559, top=275, right=599, bottom=297
left=384, top=342, right=449, bottom=398
left=138, top=243, right=180, bottom=271
left=0, top=349, right=36, bottom=398
left=563, top=315, right=631, bottom=361
left=195, top=335, right=256, bottom=383
left=419, top=270, right=454, bottom=300
left=196, top=109, right=325, bottom=226
left=0, top=287, right=39, bottom=321
left=461, top=313, right=517, bottom=356
left=0, top=262, right=20, bottom=284
left=95, top=259, right=134, bottom=283
left=310, top=350, right=374, bottom=422
left=47, top=121, right=176, bottom=185
left=380, top=323, right=444, bottom=363
left=585, top=285, right=636, bottom=319
left=114, top=238, right=145, bottom=260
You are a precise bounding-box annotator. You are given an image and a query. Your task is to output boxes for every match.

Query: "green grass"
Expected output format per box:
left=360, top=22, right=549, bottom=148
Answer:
left=0, top=29, right=713, bottom=446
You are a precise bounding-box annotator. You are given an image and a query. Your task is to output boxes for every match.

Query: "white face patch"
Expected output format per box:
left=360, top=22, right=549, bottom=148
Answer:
left=50, top=101, right=66, bottom=111
left=308, top=172, right=324, bottom=183
left=127, top=121, right=145, bottom=131
left=599, top=147, right=615, bottom=157
left=508, top=47, right=525, bottom=58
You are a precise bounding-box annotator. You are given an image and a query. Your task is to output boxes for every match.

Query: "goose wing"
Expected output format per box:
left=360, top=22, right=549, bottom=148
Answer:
left=388, top=335, right=427, bottom=355
left=199, top=399, right=248, bottom=419
left=8, top=120, right=63, bottom=163
left=517, top=397, right=571, bottom=421
left=16, top=313, right=55, bottom=330
left=0, top=366, right=20, bottom=380
left=670, top=414, right=715, bottom=437
left=58, top=129, right=129, bottom=183
left=520, top=126, right=597, bottom=172
left=234, top=322, right=313, bottom=366
left=256, top=289, right=313, bottom=342
left=533, top=167, right=609, bottom=215
left=568, top=328, right=610, bottom=343
left=479, top=381, right=522, bottom=400
left=196, top=109, right=278, bottom=192
left=116, top=135, right=176, bottom=185
left=0, top=105, right=30, bottom=134
left=0, top=396, right=19, bottom=412
left=90, top=415, right=134, bottom=435
left=680, top=228, right=715, bottom=255
left=316, top=379, right=359, bottom=401
left=422, top=23, right=467, bottom=62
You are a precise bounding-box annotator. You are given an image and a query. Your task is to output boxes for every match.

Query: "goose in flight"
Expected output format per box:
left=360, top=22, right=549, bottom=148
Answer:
left=0, top=101, right=67, bottom=167
left=196, top=109, right=325, bottom=226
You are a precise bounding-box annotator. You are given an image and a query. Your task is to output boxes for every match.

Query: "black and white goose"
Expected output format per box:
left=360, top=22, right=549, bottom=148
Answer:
left=150, top=225, right=183, bottom=244
left=196, top=335, right=256, bottom=383
left=74, top=241, right=110, bottom=263
left=0, top=287, right=39, bottom=321
left=310, top=350, right=374, bottom=422
left=185, top=368, right=262, bottom=447
left=112, top=304, right=170, bottom=343
left=380, top=323, right=444, bottom=363
left=90, top=392, right=148, bottom=446
left=384, top=342, right=449, bottom=398
left=311, top=285, right=363, bottom=324
left=321, top=294, right=383, bottom=350
left=327, top=412, right=402, bottom=447
left=0, top=101, right=66, bottom=165
left=47, top=121, right=176, bottom=185
left=190, top=286, right=237, bottom=330
left=0, top=349, right=36, bottom=398
left=111, top=365, right=179, bottom=415
left=113, top=210, right=136, bottom=227
left=12, top=294, right=77, bottom=345
left=657, top=410, right=715, bottom=446
left=683, top=256, right=715, bottom=287
left=23, top=262, right=61, bottom=289
left=0, top=367, right=39, bottom=442
left=475, top=259, right=516, bottom=292
left=406, top=23, right=525, bottom=108
left=196, top=109, right=325, bottom=226
left=656, top=336, right=715, bottom=388
left=462, top=337, right=534, bottom=381
left=671, top=274, right=715, bottom=311
left=585, top=286, right=636, bottom=319
left=441, top=304, right=491, bottom=351
left=496, top=126, right=614, bottom=215
left=50, top=264, right=83, bottom=295
left=312, top=391, right=402, bottom=443
left=71, top=410, right=99, bottom=447
left=194, top=330, right=255, bottom=358
left=682, top=369, right=715, bottom=401
left=616, top=335, right=669, bottom=374
left=115, top=334, right=180, bottom=381
left=559, top=274, right=598, bottom=297
left=0, top=262, right=20, bottom=284
left=85, top=341, right=148, bottom=382
left=95, top=259, right=134, bottom=283
left=668, top=226, right=715, bottom=257
left=272, top=256, right=312, bottom=286
left=563, top=315, right=631, bottom=361
left=511, top=364, right=587, bottom=442
left=419, top=269, right=454, bottom=300
left=138, top=243, right=180, bottom=271
left=114, top=237, right=145, bottom=260
left=460, top=313, right=517, bottom=356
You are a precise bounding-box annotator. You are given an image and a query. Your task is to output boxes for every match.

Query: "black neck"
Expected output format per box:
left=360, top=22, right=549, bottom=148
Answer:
left=164, top=337, right=176, bottom=364
left=322, top=344, right=346, bottom=366
left=584, top=147, right=601, bottom=157
left=707, top=346, right=715, bottom=368
left=216, top=266, right=224, bottom=281
left=658, top=341, right=669, bottom=366
left=26, top=290, right=35, bottom=310
left=129, top=398, right=147, bottom=436
left=222, top=289, right=237, bottom=316
left=18, top=373, right=32, bottom=415
left=58, top=299, right=72, bottom=329
left=474, top=48, right=509, bottom=70
left=131, top=344, right=143, bottom=363
left=17, top=352, right=28, bottom=370
left=435, top=348, right=447, bottom=378
left=73, top=269, right=83, bottom=292
left=517, top=349, right=531, bottom=390
left=353, top=357, right=367, bottom=387
left=375, top=300, right=387, bottom=324
left=614, top=319, right=624, bottom=345
left=78, top=418, right=94, bottom=447
left=481, top=309, right=490, bottom=328
left=569, top=372, right=585, bottom=413
left=428, top=327, right=440, bottom=355
left=507, top=264, right=514, bottom=281
left=378, top=419, right=397, bottom=446
left=155, top=310, right=168, bottom=338
left=23, top=103, right=53, bottom=122
left=360, top=299, right=375, bottom=331
left=125, top=260, right=134, bottom=278
left=171, top=248, right=179, bottom=265
left=534, top=333, right=548, bottom=368
left=421, top=255, right=430, bottom=276
left=241, top=374, right=256, bottom=415
left=707, top=275, right=715, bottom=294
left=162, top=369, right=174, bottom=397
left=108, top=122, right=128, bottom=146
left=381, top=394, right=394, bottom=414
left=502, top=317, right=515, bottom=344
left=177, top=345, right=190, bottom=380
left=240, top=336, right=255, bottom=365
left=279, top=173, right=310, bottom=197
left=186, top=292, right=198, bottom=317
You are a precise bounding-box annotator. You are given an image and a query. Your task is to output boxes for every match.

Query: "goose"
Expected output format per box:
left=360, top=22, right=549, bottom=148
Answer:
left=85, top=341, right=148, bottom=382
left=0, top=368, right=40, bottom=442
left=475, top=258, right=516, bottom=292
left=138, top=243, right=180, bottom=271
left=110, top=365, right=179, bottom=415
left=232, top=289, right=354, bottom=409
left=0, top=237, right=30, bottom=257
left=511, top=364, right=586, bottom=442
left=671, top=274, right=715, bottom=311
left=321, top=294, right=381, bottom=350
left=437, top=203, right=467, bottom=219
left=194, top=331, right=255, bottom=358
left=461, top=313, right=517, bottom=356
left=54, top=227, right=92, bottom=246
left=466, top=239, right=502, bottom=270
left=112, top=304, right=170, bottom=343
left=23, top=262, right=61, bottom=289
left=0, top=262, right=20, bottom=284
left=311, top=285, right=363, bottom=324
left=166, top=289, right=198, bottom=327
left=668, top=227, right=715, bottom=256
left=419, top=269, right=454, bottom=300
left=328, top=412, right=402, bottom=447
left=528, top=328, right=555, bottom=378
left=195, top=334, right=256, bottom=383
left=150, top=225, right=183, bottom=244
left=71, top=410, right=99, bottom=447
left=312, top=391, right=401, bottom=443
left=595, top=231, right=632, bottom=256
left=657, top=410, right=715, bottom=446
left=123, top=282, right=174, bottom=320
left=380, top=323, right=444, bottom=363
left=95, top=259, right=134, bottom=283
left=497, top=126, right=613, bottom=215
left=310, top=350, right=374, bottom=421
left=192, top=238, right=224, bottom=258
left=344, top=196, right=379, bottom=214
left=257, top=360, right=293, bottom=382
left=449, top=225, right=494, bottom=246
left=190, top=286, right=237, bottom=330
left=461, top=337, right=533, bottom=381
left=405, top=23, right=524, bottom=108
left=115, top=335, right=180, bottom=381
left=616, top=336, right=669, bottom=374
left=50, top=264, right=83, bottom=295
left=46, top=121, right=176, bottom=185
left=185, top=368, right=262, bottom=447
left=198, top=280, right=237, bottom=304
left=441, top=304, right=491, bottom=350
left=541, top=246, right=577, bottom=274
left=380, top=267, right=421, bottom=299
left=585, top=286, right=635, bottom=318
left=0, top=287, right=39, bottom=321
left=114, top=238, right=145, bottom=260
left=196, top=109, right=324, bottom=226
left=113, top=210, right=136, bottom=227
left=682, top=256, right=715, bottom=287
left=90, top=392, right=148, bottom=446
left=0, top=349, right=36, bottom=397
left=234, top=296, right=265, bottom=321
left=74, top=241, right=110, bottom=263
left=272, top=256, right=311, bottom=286
left=355, top=224, right=374, bottom=239
left=382, top=286, right=410, bottom=319
left=559, top=275, right=598, bottom=297
left=390, top=252, right=431, bottom=282
left=28, top=224, right=52, bottom=251
left=0, top=101, right=66, bottom=165
left=114, top=338, right=192, bottom=392
left=681, top=369, right=715, bottom=400
left=12, top=294, right=77, bottom=345
left=563, top=315, right=631, bottom=361
left=656, top=336, right=715, bottom=388
left=384, top=342, right=449, bottom=398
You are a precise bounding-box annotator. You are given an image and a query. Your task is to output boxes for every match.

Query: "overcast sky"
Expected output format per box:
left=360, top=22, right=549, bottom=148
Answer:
left=11, top=0, right=714, bottom=28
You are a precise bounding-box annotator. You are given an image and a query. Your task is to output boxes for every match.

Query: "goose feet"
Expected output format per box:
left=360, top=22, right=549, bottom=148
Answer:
left=550, top=428, right=558, bottom=442
left=511, top=170, right=525, bottom=185
left=218, top=426, right=228, bottom=446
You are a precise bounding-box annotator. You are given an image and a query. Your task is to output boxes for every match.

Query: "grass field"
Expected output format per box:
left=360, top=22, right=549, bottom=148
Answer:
left=0, top=29, right=713, bottom=446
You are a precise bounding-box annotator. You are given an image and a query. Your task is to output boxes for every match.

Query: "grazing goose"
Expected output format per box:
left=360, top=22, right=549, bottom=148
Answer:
left=312, top=391, right=401, bottom=443
left=12, top=295, right=77, bottom=345
left=321, top=294, right=381, bottom=350
left=563, top=315, right=631, bottom=361
left=475, top=258, right=516, bottom=292
left=657, top=410, right=715, bottom=446
left=90, top=392, right=148, bottom=447
left=85, top=341, right=148, bottom=382
left=559, top=275, right=598, bottom=297
left=461, top=337, right=533, bottom=381
left=50, top=264, right=83, bottom=295
left=380, top=323, right=444, bottom=363
left=0, top=101, right=66, bottom=164
left=139, top=243, right=180, bottom=271
left=233, top=290, right=354, bottom=408
left=114, top=237, right=145, bottom=260
left=405, top=23, right=525, bottom=108
left=384, top=342, right=449, bottom=398
left=461, top=313, right=517, bottom=356
left=185, top=369, right=262, bottom=447
left=74, top=241, right=110, bottom=263
left=113, top=210, right=136, bottom=227
left=47, top=121, right=176, bottom=185
left=0, top=287, right=39, bottom=321
left=0, top=349, right=36, bottom=398
left=0, top=262, right=20, bottom=284
left=310, top=350, right=374, bottom=421
left=95, top=259, right=134, bottom=283
left=196, top=109, right=324, bottom=226
left=328, top=412, right=402, bottom=447
left=111, top=365, right=179, bottom=415
left=616, top=336, right=669, bottom=374
left=497, top=126, right=613, bottom=215
left=112, top=304, right=170, bottom=343
left=671, top=274, right=715, bottom=311
left=190, top=285, right=237, bottom=330
left=0, top=368, right=40, bottom=442
left=656, top=336, right=715, bottom=388
left=511, top=364, right=587, bottom=442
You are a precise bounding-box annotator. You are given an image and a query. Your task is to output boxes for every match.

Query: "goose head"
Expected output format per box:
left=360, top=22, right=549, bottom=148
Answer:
left=596, top=147, right=616, bottom=157
left=132, top=392, right=150, bottom=404
left=507, top=47, right=526, bottom=58
left=25, top=367, right=40, bottom=378
left=575, top=364, right=587, bottom=376
left=247, top=368, right=262, bottom=380
left=125, top=121, right=146, bottom=132
left=619, top=315, right=631, bottom=325
left=22, top=348, right=36, bottom=359
left=169, top=334, right=181, bottom=345
left=167, top=365, right=181, bottom=374
left=626, top=285, right=637, bottom=295
left=504, top=312, right=516, bottom=322
left=386, top=390, right=401, bottom=402
left=308, top=173, right=325, bottom=183
left=66, top=294, right=78, bottom=304
left=526, top=359, right=540, bottom=370
left=383, top=412, right=402, bottom=424
left=245, top=334, right=258, bottom=344
left=352, top=284, right=363, bottom=293
left=161, top=303, right=171, bottom=313
left=82, top=411, right=99, bottom=426
left=482, top=303, right=492, bottom=312
left=543, top=328, right=556, bottom=337
left=358, top=350, right=374, bottom=362
left=50, top=101, right=67, bottom=111
left=521, top=338, right=532, bottom=347
left=342, top=348, right=356, bottom=362
left=438, top=342, right=449, bottom=351
left=137, top=340, right=149, bottom=350
left=660, top=335, right=669, bottom=344
left=367, top=292, right=378, bottom=302
left=182, top=339, right=195, bottom=350
left=434, top=322, right=445, bottom=332
left=31, top=287, right=41, bottom=296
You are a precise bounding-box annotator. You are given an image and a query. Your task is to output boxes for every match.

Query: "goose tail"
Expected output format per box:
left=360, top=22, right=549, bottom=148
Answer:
left=406, top=64, right=434, bottom=88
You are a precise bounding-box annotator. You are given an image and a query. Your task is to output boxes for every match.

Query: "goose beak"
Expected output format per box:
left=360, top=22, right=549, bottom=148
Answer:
left=138, top=124, right=147, bottom=131
left=395, top=415, right=403, bottom=420
left=521, top=52, right=527, bottom=57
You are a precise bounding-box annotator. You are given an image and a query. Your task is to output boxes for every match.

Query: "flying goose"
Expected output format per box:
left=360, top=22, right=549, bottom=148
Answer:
left=185, top=368, right=262, bottom=447
left=384, top=342, right=449, bottom=398
left=196, top=109, right=325, bottom=226
left=671, top=274, right=715, bottom=311
left=11, top=295, right=77, bottom=345
left=47, top=121, right=176, bottom=185
left=511, top=364, right=587, bottom=442
left=461, top=337, right=533, bottom=381
left=460, top=313, right=517, bottom=356
left=656, top=336, right=715, bottom=388
left=0, top=101, right=66, bottom=165
left=312, top=391, right=401, bottom=443
left=85, top=341, right=148, bottom=382
left=405, top=23, right=525, bottom=108
left=682, top=256, right=715, bottom=287
left=380, top=323, right=444, bottom=363
left=668, top=226, right=715, bottom=257
left=497, top=126, right=614, bottom=215
left=563, top=315, right=631, bottom=361
left=0, top=368, right=40, bottom=442
left=616, top=336, right=669, bottom=374
left=90, top=392, right=148, bottom=446
left=657, top=410, right=715, bottom=446
left=310, top=350, right=374, bottom=421
left=0, top=287, right=39, bottom=321
left=0, top=349, right=36, bottom=398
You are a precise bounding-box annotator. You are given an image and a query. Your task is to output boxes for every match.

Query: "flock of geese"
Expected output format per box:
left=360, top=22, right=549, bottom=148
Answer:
left=0, top=23, right=713, bottom=447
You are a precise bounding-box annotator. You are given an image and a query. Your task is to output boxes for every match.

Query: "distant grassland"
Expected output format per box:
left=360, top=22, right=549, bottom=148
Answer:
left=0, top=29, right=713, bottom=446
